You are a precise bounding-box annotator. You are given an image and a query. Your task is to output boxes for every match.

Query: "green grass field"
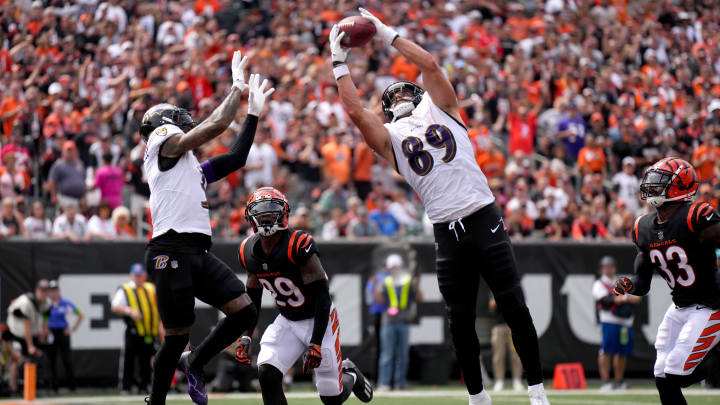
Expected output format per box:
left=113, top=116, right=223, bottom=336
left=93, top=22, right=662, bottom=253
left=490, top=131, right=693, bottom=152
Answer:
left=5, top=390, right=720, bottom=405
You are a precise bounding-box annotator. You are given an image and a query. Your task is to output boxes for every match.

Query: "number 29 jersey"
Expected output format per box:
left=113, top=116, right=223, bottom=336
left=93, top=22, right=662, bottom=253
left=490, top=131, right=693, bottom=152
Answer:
left=633, top=201, right=720, bottom=309
left=385, top=92, right=494, bottom=224
left=238, top=229, right=319, bottom=321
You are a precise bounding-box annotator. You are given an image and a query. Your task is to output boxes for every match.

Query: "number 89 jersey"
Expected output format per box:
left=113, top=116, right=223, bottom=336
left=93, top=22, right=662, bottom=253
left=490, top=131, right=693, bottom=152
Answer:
left=238, top=229, right=319, bottom=321
left=633, top=201, right=720, bottom=309
left=385, top=92, right=494, bottom=224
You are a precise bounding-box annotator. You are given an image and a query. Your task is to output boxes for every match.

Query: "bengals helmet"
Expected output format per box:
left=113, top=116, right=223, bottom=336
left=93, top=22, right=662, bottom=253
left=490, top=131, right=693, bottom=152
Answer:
left=140, top=103, right=196, bottom=140
left=640, top=157, right=698, bottom=208
left=245, top=187, right=290, bottom=237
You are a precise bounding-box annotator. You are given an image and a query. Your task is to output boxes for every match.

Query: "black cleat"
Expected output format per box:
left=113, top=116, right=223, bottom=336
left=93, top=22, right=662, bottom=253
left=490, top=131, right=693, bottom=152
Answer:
left=342, top=358, right=373, bottom=402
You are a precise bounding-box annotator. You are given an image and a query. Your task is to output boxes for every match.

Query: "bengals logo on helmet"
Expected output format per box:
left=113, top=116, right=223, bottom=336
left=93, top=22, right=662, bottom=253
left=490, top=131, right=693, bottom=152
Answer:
left=640, top=157, right=698, bottom=208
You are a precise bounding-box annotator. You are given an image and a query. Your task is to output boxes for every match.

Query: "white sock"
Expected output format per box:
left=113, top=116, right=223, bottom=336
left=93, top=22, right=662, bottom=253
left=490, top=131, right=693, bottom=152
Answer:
left=469, top=389, right=490, bottom=404
left=528, top=383, right=545, bottom=394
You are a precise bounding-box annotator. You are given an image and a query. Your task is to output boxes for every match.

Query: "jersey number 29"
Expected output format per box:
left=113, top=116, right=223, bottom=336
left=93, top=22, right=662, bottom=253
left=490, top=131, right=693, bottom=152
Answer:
left=401, top=124, right=457, bottom=176
left=649, top=246, right=696, bottom=288
left=259, top=277, right=306, bottom=307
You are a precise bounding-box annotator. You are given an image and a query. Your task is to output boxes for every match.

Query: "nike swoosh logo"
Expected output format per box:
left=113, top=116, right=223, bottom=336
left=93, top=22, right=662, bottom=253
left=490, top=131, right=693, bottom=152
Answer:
left=707, top=214, right=714, bottom=221
left=491, top=224, right=500, bottom=233
left=305, top=246, right=312, bottom=253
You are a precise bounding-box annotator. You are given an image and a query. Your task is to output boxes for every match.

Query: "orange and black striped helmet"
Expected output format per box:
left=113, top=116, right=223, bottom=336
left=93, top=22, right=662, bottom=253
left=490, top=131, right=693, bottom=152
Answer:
left=640, top=157, right=698, bottom=208
left=245, top=187, right=290, bottom=236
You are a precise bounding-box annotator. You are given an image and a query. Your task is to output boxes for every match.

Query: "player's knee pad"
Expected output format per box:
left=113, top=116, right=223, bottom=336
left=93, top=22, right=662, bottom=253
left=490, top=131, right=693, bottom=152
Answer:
left=320, top=394, right=344, bottom=405
left=258, top=364, right=283, bottom=390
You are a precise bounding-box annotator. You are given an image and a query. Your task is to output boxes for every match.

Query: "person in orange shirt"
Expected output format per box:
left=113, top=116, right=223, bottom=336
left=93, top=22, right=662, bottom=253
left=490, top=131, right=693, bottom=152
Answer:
left=577, top=135, right=607, bottom=175
left=390, top=55, right=420, bottom=82
left=692, top=130, right=720, bottom=183
left=476, top=142, right=506, bottom=180
left=321, top=135, right=352, bottom=186
left=194, top=0, right=220, bottom=15
left=352, top=141, right=375, bottom=200
left=0, top=83, right=24, bottom=138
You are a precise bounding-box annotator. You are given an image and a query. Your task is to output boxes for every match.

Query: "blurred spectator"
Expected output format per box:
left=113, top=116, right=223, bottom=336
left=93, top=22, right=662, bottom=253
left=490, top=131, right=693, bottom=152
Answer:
left=353, top=141, right=375, bottom=201
left=85, top=201, right=117, bottom=240
left=0, top=197, right=27, bottom=238
left=93, top=153, right=124, bottom=209
left=243, top=131, right=277, bottom=190
left=321, top=208, right=344, bottom=239
left=557, top=102, right=587, bottom=163
left=112, top=206, right=135, bottom=238
left=321, top=134, right=352, bottom=186
left=52, top=203, right=87, bottom=242
left=369, top=199, right=402, bottom=237
left=572, top=206, right=608, bottom=241
left=692, top=130, right=720, bottom=183
left=46, top=280, right=83, bottom=393
left=0, top=151, right=30, bottom=199
left=347, top=207, right=380, bottom=238
left=47, top=141, right=85, bottom=207
left=24, top=201, right=53, bottom=239
left=374, top=254, right=422, bottom=391
left=577, top=135, right=607, bottom=176
left=489, top=295, right=522, bottom=392
left=592, top=256, right=640, bottom=391
left=612, top=158, right=640, bottom=215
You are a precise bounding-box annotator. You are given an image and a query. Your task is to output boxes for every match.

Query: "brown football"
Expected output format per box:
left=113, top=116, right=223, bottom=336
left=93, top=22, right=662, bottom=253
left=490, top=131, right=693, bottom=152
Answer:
left=338, top=16, right=376, bottom=48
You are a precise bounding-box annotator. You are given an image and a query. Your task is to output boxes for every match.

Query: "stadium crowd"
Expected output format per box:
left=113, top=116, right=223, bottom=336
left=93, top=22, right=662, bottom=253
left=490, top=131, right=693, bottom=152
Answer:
left=1, top=0, right=720, bottom=242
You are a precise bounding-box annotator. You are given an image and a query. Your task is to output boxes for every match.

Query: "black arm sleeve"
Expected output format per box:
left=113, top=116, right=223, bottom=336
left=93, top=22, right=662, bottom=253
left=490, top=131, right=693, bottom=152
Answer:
left=630, top=251, right=653, bottom=296
left=244, top=287, right=263, bottom=337
left=307, top=279, right=332, bottom=346
left=200, top=115, right=258, bottom=184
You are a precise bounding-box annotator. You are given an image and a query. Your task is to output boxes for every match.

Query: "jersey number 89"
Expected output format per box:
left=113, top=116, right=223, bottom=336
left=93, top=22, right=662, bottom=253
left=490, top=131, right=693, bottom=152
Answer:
left=401, top=124, right=457, bottom=176
left=259, top=277, right=306, bottom=307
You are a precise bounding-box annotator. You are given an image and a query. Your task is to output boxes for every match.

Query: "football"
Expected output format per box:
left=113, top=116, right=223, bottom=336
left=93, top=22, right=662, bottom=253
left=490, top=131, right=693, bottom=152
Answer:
left=338, top=16, right=376, bottom=48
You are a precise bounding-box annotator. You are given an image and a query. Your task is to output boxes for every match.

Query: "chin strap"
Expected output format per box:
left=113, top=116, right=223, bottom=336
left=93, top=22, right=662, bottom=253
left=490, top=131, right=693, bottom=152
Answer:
left=391, top=102, right=415, bottom=123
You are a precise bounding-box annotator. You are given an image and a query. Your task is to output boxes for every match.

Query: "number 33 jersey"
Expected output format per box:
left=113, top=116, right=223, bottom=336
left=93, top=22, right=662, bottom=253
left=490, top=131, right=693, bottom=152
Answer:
left=238, top=229, right=319, bottom=321
left=633, top=201, right=720, bottom=309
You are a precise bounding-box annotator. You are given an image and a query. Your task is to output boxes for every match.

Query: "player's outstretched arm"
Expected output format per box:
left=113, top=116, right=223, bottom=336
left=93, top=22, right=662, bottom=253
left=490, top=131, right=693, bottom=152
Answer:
left=330, top=25, right=394, bottom=163
left=200, top=74, right=275, bottom=184
left=359, top=8, right=461, bottom=123
left=161, top=51, right=250, bottom=157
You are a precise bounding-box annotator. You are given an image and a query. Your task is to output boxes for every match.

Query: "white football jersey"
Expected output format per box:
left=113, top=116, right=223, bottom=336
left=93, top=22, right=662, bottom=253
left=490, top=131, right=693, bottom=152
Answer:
left=144, top=124, right=211, bottom=237
left=385, top=92, right=494, bottom=223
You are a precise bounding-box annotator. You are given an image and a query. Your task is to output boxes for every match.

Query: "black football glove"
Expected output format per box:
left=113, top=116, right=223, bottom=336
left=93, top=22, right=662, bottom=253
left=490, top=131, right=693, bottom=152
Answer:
left=302, top=344, right=322, bottom=374
left=235, top=336, right=252, bottom=365
left=614, top=277, right=633, bottom=296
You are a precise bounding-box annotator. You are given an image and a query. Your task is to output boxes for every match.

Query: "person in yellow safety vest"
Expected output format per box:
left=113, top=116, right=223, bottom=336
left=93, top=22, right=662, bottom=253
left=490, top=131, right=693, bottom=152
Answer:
left=373, top=254, right=422, bottom=391
left=111, top=263, right=162, bottom=395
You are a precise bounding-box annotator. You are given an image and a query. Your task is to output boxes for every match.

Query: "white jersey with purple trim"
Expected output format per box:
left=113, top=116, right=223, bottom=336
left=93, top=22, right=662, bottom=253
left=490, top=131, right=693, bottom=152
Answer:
left=144, top=124, right=211, bottom=237
left=384, top=92, right=494, bottom=223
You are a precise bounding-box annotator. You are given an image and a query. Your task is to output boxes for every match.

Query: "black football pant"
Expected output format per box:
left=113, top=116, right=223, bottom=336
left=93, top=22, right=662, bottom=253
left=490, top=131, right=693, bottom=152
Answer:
left=434, top=203, right=543, bottom=395
left=48, top=328, right=75, bottom=391
left=121, top=334, right=155, bottom=392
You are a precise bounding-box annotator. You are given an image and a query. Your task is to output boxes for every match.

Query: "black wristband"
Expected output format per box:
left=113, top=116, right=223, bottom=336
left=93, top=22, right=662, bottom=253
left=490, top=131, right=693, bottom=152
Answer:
left=332, top=61, right=346, bottom=68
left=390, top=34, right=399, bottom=46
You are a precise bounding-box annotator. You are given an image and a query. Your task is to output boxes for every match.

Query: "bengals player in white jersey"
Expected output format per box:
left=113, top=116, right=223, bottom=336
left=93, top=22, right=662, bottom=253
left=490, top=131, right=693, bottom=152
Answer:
left=614, top=158, right=720, bottom=405
left=141, top=53, right=274, bottom=405
left=329, top=9, right=549, bottom=405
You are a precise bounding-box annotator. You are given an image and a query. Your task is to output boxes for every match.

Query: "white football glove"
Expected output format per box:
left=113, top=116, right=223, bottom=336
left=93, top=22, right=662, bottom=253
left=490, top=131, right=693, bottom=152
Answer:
left=359, top=7, right=398, bottom=47
left=231, top=50, right=249, bottom=92
left=329, top=25, right=349, bottom=64
left=247, top=73, right=275, bottom=116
